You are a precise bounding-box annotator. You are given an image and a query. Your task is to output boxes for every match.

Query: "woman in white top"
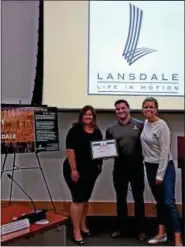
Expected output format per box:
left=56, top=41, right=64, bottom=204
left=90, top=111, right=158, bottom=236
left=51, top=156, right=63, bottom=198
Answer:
left=140, top=97, right=182, bottom=246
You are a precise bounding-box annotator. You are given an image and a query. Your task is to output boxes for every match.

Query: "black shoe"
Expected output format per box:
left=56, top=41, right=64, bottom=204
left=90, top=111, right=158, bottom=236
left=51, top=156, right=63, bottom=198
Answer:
left=81, top=230, right=91, bottom=237
left=73, top=238, right=85, bottom=245
left=111, top=231, right=124, bottom=238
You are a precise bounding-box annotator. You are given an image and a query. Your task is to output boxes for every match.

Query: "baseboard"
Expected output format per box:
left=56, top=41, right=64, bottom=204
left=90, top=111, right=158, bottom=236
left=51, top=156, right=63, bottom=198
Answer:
left=1, top=200, right=182, bottom=217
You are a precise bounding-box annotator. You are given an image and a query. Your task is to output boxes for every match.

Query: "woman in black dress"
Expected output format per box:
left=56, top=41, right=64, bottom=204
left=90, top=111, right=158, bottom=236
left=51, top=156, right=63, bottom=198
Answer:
left=63, top=105, right=103, bottom=244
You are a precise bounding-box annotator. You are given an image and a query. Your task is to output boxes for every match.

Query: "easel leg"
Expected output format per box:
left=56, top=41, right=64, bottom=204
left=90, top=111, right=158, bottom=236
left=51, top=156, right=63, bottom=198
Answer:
left=35, top=152, right=57, bottom=214
left=9, top=153, right=16, bottom=206
left=1, top=153, right=8, bottom=177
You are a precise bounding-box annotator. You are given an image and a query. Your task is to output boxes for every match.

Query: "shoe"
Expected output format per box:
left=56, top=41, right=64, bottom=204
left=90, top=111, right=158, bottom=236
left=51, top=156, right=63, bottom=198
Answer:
left=81, top=230, right=91, bottom=237
left=73, top=231, right=85, bottom=245
left=73, top=238, right=85, bottom=245
left=137, top=232, right=147, bottom=242
left=111, top=231, right=124, bottom=238
left=148, top=234, right=167, bottom=244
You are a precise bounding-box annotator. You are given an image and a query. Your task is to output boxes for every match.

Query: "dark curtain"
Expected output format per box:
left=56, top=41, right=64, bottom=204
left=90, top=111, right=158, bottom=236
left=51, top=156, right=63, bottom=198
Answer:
left=31, top=0, right=43, bottom=105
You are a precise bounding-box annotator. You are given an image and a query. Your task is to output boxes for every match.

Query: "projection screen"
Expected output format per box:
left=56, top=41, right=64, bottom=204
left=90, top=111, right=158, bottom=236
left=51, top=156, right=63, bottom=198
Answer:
left=43, top=1, right=184, bottom=110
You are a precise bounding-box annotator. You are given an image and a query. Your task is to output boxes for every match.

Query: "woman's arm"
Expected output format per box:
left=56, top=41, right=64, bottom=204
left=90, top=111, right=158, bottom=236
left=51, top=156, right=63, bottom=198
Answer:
left=66, top=149, right=77, bottom=171
left=156, top=122, right=171, bottom=182
left=105, top=128, right=113, bottom=139
left=96, top=128, right=104, bottom=167
left=66, top=127, right=79, bottom=182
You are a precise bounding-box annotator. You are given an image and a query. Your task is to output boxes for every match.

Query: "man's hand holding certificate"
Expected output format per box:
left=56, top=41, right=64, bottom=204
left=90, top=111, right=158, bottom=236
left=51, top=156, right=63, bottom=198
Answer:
left=91, top=139, right=118, bottom=159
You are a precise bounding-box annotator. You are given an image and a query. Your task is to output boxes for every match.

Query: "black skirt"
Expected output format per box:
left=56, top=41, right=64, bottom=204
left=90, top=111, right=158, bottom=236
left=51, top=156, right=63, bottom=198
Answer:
left=63, top=159, right=100, bottom=203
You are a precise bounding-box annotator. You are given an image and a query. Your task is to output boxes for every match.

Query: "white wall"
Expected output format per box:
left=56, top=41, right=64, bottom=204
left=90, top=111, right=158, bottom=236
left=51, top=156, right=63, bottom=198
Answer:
left=1, top=112, right=184, bottom=204
left=1, top=1, right=183, bottom=204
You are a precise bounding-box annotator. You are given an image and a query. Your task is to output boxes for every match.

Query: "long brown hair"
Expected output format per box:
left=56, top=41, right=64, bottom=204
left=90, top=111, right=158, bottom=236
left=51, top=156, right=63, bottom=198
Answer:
left=78, top=105, right=97, bottom=128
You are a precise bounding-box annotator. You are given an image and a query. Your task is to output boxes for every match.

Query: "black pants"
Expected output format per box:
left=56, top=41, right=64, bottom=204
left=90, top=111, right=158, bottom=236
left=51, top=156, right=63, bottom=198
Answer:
left=145, top=161, right=181, bottom=232
left=113, top=165, right=145, bottom=233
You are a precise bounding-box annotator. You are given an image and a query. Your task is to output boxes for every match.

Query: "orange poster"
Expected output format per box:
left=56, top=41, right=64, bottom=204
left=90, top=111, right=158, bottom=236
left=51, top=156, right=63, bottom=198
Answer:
left=1, top=106, right=35, bottom=153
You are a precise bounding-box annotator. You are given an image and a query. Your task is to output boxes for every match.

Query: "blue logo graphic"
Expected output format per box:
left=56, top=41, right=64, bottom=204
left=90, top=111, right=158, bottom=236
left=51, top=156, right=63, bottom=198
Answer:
left=123, top=3, right=157, bottom=66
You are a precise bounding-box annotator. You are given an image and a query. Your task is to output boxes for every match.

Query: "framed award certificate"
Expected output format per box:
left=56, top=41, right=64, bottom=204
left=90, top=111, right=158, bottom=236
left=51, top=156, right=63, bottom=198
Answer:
left=91, top=139, right=118, bottom=159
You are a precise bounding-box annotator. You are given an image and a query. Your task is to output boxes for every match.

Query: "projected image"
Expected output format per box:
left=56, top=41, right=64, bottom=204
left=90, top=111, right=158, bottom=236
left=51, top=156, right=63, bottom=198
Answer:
left=88, top=1, right=184, bottom=96
left=44, top=1, right=184, bottom=110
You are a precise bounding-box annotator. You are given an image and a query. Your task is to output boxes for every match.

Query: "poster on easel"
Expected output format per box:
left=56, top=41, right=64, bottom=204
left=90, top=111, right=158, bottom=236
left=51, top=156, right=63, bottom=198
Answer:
left=1, top=105, right=59, bottom=154
left=34, top=107, right=59, bottom=152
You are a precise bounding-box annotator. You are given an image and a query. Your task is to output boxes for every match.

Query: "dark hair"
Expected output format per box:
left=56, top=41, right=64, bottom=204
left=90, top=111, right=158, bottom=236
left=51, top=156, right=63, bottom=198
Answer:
left=142, top=97, right=159, bottom=109
left=114, top=99, right=130, bottom=108
left=78, top=105, right=97, bottom=127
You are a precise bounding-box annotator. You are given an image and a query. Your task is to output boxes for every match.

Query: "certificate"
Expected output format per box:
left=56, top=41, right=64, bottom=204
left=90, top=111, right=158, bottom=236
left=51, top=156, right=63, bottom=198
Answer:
left=91, top=139, right=118, bottom=159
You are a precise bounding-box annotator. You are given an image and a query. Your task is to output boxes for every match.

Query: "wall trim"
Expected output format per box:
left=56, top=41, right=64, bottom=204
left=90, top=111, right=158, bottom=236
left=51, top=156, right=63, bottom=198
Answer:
left=58, top=109, right=185, bottom=114
left=1, top=201, right=182, bottom=217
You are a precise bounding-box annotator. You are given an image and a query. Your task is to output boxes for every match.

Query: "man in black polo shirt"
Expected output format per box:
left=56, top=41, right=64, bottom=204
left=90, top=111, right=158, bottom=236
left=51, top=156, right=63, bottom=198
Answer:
left=106, top=99, right=146, bottom=241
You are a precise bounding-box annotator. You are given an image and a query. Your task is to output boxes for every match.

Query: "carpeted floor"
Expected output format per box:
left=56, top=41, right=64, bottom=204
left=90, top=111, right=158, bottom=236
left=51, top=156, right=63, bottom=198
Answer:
left=66, top=216, right=184, bottom=246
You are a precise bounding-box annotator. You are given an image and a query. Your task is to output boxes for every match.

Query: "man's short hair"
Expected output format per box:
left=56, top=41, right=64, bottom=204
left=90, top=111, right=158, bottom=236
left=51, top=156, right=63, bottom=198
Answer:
left=114, top=99, right=130, bottom=108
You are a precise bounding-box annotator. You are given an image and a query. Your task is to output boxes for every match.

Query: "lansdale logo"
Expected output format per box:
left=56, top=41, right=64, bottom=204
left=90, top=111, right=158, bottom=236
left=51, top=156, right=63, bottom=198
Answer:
left=123, top=3, right=157, bottom=65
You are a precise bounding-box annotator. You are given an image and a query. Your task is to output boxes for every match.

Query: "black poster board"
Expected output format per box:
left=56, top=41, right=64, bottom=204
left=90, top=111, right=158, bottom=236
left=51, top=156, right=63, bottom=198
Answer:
left=34, top=107, right=59, bottom=152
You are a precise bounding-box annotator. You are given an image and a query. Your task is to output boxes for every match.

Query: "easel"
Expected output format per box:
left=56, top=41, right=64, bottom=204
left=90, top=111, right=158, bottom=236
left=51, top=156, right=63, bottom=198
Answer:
left=1, top=104, right=57, bottom=214
left=1, top=152, right=57, bottom=214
